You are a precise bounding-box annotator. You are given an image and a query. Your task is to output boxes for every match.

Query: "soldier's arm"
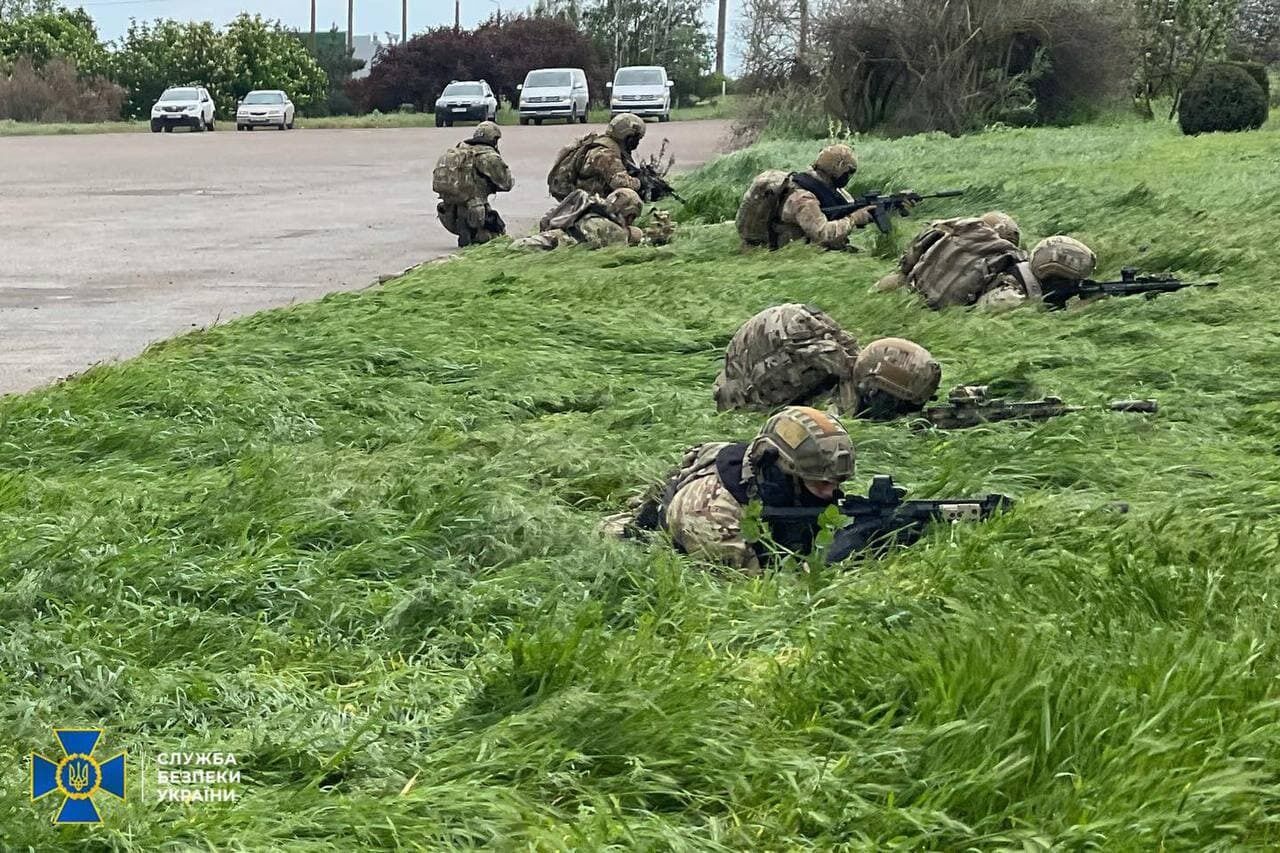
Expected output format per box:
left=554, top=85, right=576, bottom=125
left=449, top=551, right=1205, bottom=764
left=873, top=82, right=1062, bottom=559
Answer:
left=783, top=190, right=860, bottom=250
left=584, top=146, right=642, bottom=192
left=475, top=151, right=514, bottom=193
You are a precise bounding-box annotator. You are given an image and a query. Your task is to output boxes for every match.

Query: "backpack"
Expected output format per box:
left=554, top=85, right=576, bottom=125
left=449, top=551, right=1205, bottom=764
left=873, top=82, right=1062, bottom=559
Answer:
left=547, top=133, right=604, bottom=201
left=432, top=144, right=478, bottom=201
left=905, top=218, right=1024, bottom=309
left=539, top=189, right=621, bottom=233
left=735, top=170, right=792, bottom=247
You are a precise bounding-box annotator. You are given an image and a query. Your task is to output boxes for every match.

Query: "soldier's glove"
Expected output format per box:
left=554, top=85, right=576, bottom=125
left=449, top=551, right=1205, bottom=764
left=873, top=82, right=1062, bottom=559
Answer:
left=897, top=191, right=918, bottom=213
left=849, top=207, right=875, bottom=227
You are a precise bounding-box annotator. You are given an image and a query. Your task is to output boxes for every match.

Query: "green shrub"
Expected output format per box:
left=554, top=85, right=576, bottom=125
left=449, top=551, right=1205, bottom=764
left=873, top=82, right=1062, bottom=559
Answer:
left=1231, top=61, right=1270, bottom=100
left=1178, top=63, right=1268, bottom=135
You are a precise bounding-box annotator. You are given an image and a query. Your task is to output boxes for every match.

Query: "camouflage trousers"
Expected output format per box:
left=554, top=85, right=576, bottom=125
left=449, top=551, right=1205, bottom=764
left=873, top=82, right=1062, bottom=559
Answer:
left=438, top=199, right=501, bottom=247
left=510, top=228, right=579, bottom=251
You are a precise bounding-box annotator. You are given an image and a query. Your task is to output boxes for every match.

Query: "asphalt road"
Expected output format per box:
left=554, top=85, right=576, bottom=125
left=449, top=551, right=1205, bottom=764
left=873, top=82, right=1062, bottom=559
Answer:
left=0, top=119, right=731, bottom=395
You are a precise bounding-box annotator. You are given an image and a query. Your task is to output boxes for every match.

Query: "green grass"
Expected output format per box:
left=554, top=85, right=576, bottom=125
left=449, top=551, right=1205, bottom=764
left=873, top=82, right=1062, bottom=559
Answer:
left=3, top=118, right=1280, bottom=848
left=0, top=98, right=738, bottom=137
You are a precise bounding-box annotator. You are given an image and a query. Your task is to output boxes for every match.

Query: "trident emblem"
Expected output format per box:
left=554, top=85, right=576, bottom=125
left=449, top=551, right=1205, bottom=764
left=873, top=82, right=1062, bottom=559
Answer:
left=32, top=729, right=126, bottom=823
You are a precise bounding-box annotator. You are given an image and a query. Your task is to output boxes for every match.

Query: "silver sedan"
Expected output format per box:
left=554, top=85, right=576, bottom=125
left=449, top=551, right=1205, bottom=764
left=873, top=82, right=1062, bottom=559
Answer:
left=236, top=90, right=295, bottom=131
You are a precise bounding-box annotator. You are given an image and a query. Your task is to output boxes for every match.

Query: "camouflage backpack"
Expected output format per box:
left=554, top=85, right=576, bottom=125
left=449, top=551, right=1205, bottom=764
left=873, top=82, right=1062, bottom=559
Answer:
left=904, top=217, right=1024, bottom=309
left=539, top=189, right=617, bottom=232
left=736, top=170, right=792, bottom=248
left=432, top=144, right=480, bottom=202
left=714, top=304, right=860, bottom=412
left=547, top=134, right=605, bottom=201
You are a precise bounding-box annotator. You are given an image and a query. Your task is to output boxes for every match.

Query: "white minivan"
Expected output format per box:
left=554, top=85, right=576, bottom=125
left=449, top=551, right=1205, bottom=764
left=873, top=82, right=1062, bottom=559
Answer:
left=517, top=68, right=589, bottom=125
left=608, top=66, right=674, bottom=122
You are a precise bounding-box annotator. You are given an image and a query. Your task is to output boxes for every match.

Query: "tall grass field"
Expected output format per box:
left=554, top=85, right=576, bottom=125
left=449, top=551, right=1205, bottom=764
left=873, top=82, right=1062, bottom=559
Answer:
left=3, top=116, right=1280, bottom=849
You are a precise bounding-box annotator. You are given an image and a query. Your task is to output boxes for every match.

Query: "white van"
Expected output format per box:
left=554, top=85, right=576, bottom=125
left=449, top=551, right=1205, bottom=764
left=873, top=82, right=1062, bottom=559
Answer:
left=608, top=66, right=674, bottom=122
left=517, top=67, right=589, bottom=125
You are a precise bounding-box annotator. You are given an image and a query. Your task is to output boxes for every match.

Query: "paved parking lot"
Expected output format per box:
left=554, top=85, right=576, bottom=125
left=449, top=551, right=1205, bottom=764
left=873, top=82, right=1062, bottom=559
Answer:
left=0, top=119, right=730, bottom=394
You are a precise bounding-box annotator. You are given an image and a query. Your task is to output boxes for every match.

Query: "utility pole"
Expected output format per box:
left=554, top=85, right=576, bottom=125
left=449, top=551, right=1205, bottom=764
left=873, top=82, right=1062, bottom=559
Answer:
left=309, top=0, right=316, bottom=53
left=347, top=0, right=353, bottom=52
left=401, top=0, right=406, bottom=43
left=454, top=0, right=460, bottom=30
left=797, top=0, right=808, bottom=66
left=715, top=0, right=726, bottom=75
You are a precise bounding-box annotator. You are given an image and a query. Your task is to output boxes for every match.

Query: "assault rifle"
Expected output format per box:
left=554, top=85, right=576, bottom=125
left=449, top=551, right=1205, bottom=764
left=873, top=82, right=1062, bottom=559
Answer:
left=629, top=163, right=686, bottom=204
left=762, top=475, right=1012, bottom=562
left=821, top=189, right=964, bottom=234
left=1043, top=267, right=1219, bottom=310
left=917, top=385, right=1158, bottom=430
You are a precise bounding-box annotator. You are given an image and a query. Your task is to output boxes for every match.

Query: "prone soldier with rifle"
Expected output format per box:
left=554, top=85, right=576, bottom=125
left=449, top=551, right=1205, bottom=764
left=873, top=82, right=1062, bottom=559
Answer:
left=1041, top=266, right=1219, bottom=310
left=603, top=406, right=1011, bottom=571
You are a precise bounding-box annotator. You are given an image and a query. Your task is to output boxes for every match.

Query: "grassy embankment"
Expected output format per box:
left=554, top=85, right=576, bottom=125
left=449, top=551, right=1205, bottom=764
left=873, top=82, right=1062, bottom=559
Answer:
left=0, top=97, right=738, bottom=137
left=3, top=117, right=1280, bottom=848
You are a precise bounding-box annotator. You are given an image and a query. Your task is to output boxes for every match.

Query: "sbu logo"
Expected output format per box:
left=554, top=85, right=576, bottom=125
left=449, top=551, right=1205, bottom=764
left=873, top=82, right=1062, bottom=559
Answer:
left=31, top=729, right=126, bottom=824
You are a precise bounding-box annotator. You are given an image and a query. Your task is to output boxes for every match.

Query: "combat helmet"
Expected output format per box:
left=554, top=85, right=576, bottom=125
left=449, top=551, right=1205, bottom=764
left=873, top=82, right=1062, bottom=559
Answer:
left=746, top=406, right=855, bottom=483
left=607, top=113, right=646, bottom=148
left=606, top=187, right=643, bottom=222
left=981, top=210, right=1020, bottom=245
left=472, top=121, right=501, bottom=146
left=813, top=144, right=858, bottom=185
left=1030, top=236, right=1096, bottom=282
left=851, top=338, right=942, bottom=419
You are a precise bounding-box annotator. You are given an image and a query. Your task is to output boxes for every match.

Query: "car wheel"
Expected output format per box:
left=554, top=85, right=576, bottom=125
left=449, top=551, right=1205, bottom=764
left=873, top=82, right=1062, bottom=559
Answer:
left=247, top=126, right=255, bottom=132
left=578, top=110, right=588, bottom=124
left=150, top=122, right=161, bottom=133
left=659, top=112, right=670, bottom=123
left=207, top=118, right=215, bottom=131
left=287, top=117, right=295, bottom=129
left=534, top=118, right=543, bottom=126
left=278, top=120, right=286, bottom=131
left=163, top=125, right=172, bottom=133
left=519, top=117, right=529, bottom=126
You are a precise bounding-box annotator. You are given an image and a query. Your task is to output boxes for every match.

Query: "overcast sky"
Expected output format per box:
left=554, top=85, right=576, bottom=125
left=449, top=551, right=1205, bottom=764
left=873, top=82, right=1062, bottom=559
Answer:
left=80, top=0, right=743, bottom=72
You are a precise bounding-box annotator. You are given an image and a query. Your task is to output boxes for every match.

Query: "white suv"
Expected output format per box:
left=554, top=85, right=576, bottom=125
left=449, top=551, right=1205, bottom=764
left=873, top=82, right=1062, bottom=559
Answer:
left=150, top=86, right=216, bottom=133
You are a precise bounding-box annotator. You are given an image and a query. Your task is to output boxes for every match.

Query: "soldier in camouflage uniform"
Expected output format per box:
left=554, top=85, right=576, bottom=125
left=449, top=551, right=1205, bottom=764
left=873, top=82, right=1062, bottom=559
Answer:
left=605, top=406, right=856, bottom=572
left=432, top=121, right=514, bottom=248
left=713, top=304, right=941, bottom=419
left=877, top=213, right=1097, bottom=311
left=736, top=144, right=905, bottom=251
left=511, top=188, right=645, bottom=251
left=547, top=113, right=646, bottom=201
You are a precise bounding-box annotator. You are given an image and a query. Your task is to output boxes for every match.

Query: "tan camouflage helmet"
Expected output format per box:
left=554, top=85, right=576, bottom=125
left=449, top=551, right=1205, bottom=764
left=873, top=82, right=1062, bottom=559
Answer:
left=981, top=210, right=1020, bottom=245
left=472, top=120, right=502, bottom=145
left=851, top=338, right=942, bottom=412
left=812, top=144, right=858, bottom=183
left=747, top=406, right=855, bottom=483
left=1030, top=236, right=1096, bottom=282
left=607, top=112, right=646, bottom=144
left=606, top=187, right=643, bottom=222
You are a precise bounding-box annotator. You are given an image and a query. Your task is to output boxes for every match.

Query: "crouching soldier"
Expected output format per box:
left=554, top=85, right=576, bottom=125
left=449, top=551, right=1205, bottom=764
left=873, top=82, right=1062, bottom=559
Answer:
left=604, top=406, right=856, bottom=572
left=511, top=188, right=644, bottom=251
left=712, top=304, right=941, bottom=419
left=736, top=144, right=893, bottom=251
left=432, top=121, right=514, bottom=247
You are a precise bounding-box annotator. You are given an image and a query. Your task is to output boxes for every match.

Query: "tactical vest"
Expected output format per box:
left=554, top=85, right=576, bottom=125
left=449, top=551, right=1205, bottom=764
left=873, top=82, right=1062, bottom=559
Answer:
left=905, top=218, right=1025, bottom=309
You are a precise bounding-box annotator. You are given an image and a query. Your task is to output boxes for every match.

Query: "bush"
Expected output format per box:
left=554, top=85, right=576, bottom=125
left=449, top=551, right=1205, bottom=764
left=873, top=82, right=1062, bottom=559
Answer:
left=1178, top=63, right=1268, bottom=135
left=1231, top=60, right=1270, bottom=101
left=0, top=55, right=125, bottom=121
left=349, top=17, right=605, bottom=114
left=819, top=0, right=1130, bottom=136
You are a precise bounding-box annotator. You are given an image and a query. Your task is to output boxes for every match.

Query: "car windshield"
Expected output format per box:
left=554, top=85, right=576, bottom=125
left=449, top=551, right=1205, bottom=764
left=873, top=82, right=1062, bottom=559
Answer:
left=443, top=83, right=483, bottom=96
left=160, top=88, right=198, bottom=102
left=615, top=69, right=664, bottom=85
left=243, top=92, right=284, bottom=104
left=525, top=71, right=571, bottom=88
